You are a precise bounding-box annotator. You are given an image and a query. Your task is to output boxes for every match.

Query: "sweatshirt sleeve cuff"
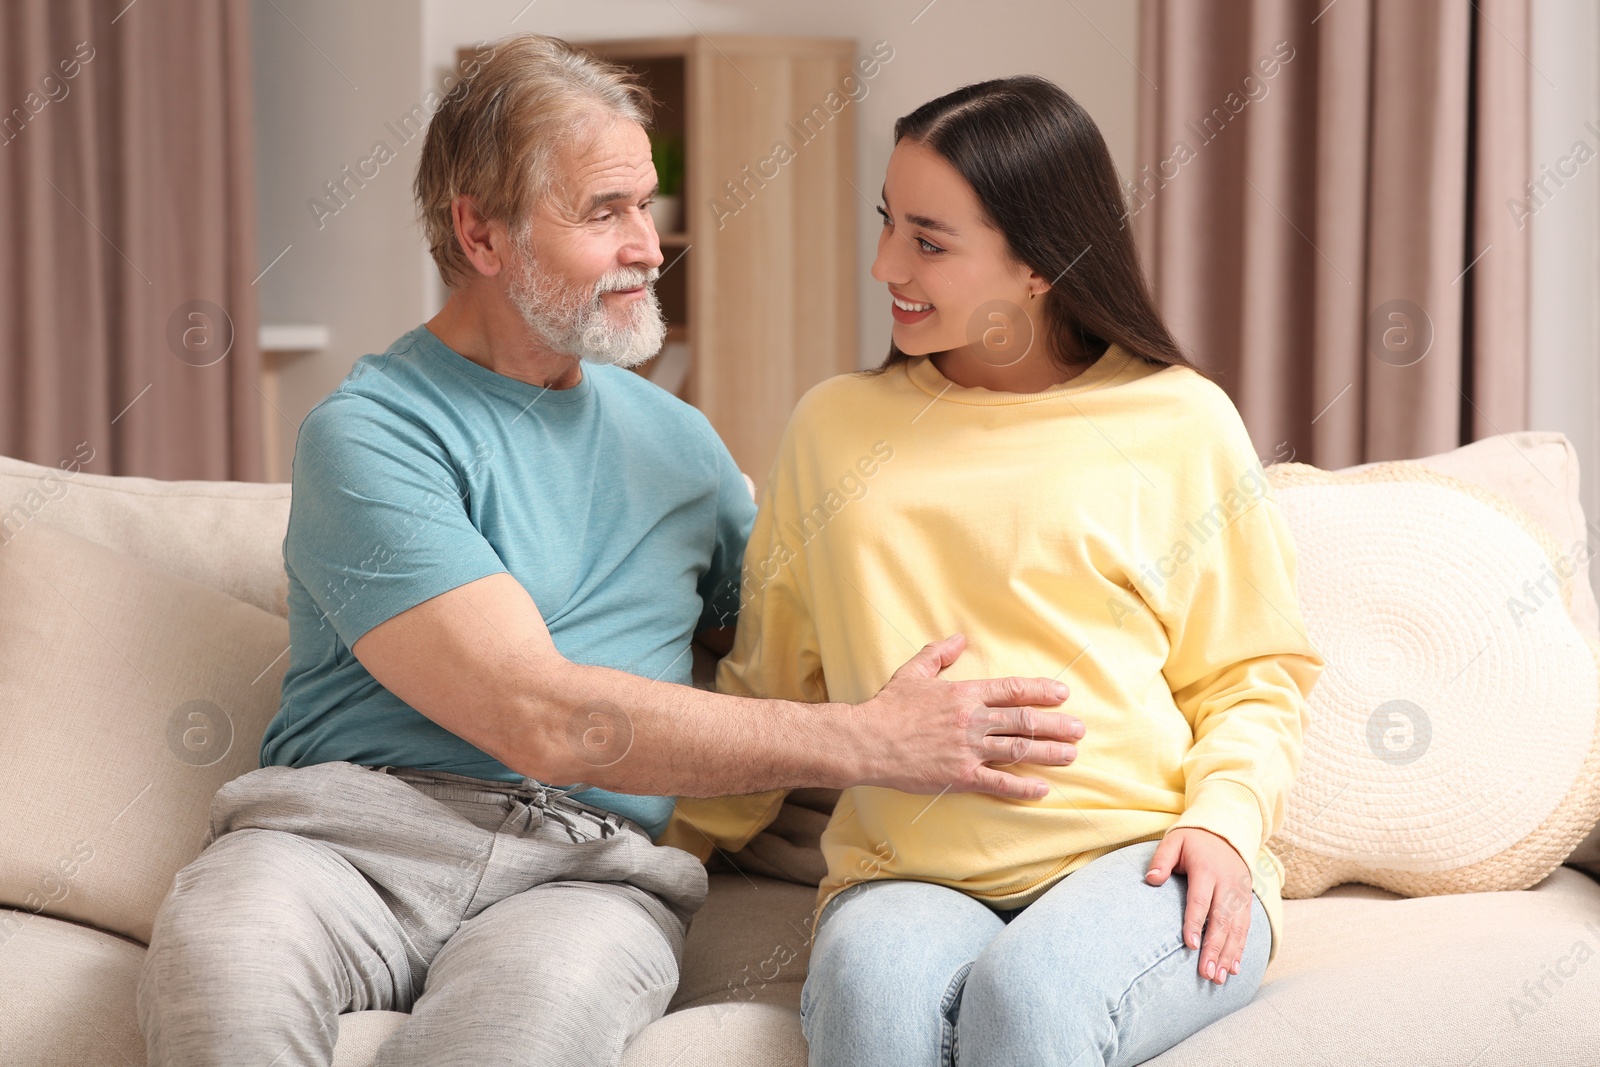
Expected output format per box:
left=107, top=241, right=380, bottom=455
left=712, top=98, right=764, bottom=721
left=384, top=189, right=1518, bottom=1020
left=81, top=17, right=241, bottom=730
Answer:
left=657, top=790, right=789, bottom=862
left=1169, top=778, right=1265, bottom=871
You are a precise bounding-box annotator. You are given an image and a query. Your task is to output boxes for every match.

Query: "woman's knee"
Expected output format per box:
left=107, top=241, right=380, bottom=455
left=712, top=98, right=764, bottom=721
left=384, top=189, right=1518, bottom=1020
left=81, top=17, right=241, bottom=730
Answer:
left=808, top=880, right=999, bottom=991
left=806, top=887, right=928, bottom=1025
left=801, top=880, right=1001, bottom=1060
left=958, top=931, right=1119, bottom=1062
left=1103, top=891, right=1272, bottom=1066
left=955, top=888, right=1272, bottom=1066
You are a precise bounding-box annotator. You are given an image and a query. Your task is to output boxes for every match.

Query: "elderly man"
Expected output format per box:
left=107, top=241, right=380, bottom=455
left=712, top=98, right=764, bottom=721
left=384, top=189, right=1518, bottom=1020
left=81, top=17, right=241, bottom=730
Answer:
left=135, top=33, right=1081, bottom=1067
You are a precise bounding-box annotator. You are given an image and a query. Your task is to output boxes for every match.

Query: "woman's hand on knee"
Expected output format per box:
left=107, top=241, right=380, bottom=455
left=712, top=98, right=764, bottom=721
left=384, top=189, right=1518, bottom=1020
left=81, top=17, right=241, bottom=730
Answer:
left=1144, top=827, right=1254, bottom=987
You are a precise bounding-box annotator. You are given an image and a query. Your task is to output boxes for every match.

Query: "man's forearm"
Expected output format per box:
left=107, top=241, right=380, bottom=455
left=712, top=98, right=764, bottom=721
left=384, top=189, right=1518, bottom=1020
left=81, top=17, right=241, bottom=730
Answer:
left=351, top=572, right=1078, bottom=803
left=499, top=658, right=870, bottom=796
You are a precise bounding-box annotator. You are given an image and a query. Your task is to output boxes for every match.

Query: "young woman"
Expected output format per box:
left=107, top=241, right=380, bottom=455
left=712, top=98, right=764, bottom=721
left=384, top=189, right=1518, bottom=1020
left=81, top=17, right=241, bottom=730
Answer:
left=666, top=76, right=1325, bottom=1066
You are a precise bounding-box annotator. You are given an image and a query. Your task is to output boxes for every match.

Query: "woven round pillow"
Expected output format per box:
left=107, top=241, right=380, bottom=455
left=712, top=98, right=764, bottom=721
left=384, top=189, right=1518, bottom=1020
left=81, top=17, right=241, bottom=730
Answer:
left=1262, top=460, right=1600, bottom=897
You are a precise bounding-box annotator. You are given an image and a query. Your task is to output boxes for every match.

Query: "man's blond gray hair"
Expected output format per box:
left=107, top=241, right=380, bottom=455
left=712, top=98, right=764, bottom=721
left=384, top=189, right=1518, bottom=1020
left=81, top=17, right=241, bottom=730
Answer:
left=414, top=34, right=653, bottom=288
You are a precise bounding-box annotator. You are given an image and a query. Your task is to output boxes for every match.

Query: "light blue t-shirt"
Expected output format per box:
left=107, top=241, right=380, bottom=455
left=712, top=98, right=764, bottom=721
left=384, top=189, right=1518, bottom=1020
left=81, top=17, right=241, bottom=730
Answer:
left=260, top=324, right=756, bottom=838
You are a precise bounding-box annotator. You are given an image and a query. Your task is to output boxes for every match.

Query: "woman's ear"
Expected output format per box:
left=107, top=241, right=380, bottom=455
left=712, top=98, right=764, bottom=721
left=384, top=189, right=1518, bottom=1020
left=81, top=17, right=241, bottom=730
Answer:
left=1018, top=263, right=1051, bottom=300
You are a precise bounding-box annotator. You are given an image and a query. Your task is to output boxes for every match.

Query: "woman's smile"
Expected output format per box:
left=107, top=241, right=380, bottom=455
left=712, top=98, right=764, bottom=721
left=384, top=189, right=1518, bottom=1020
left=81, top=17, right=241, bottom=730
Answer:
left=889, top=288, right=935, bottom=324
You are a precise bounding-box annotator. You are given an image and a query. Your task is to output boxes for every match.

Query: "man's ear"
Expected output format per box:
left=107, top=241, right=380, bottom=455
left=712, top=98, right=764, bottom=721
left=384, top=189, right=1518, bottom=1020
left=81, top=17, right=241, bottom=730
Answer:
left=451, top=195, right=509, bottom=279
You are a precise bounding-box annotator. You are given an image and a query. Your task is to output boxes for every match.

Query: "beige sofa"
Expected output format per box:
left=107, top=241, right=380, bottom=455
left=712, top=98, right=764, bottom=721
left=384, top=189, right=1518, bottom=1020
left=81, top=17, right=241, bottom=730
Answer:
left=2, top=430, right=1599, bottom=1066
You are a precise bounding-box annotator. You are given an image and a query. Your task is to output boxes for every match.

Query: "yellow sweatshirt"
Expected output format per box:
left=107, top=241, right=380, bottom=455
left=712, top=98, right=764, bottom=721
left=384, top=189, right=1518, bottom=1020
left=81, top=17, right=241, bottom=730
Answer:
left=662, top=344, right=1325, bottom=964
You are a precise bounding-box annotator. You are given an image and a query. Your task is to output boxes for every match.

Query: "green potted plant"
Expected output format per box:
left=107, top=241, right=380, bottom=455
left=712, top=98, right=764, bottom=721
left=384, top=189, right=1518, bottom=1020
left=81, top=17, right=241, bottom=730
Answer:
left=649, top=130, right=685, bottom=234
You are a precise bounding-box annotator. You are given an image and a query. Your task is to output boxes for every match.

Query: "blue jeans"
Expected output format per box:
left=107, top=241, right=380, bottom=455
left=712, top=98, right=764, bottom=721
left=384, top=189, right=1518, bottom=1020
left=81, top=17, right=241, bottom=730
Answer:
left=800, top=839, right=1270, bottom=1066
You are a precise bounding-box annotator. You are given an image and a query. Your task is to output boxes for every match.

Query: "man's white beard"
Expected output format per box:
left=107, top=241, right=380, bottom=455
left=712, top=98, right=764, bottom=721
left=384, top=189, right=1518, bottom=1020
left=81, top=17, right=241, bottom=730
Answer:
left=508, top=252, right=666, bottom=370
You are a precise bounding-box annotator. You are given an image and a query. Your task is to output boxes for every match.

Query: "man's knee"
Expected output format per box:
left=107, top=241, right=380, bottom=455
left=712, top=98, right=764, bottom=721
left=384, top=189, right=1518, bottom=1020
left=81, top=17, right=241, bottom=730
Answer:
left=137, top=829, right=381, bottom=1065
left=454, top=880, right=683, bottom=994
left=140, top=827, right=392, bottom=1012
left=151, top=830, right=339, bottom=941
left=379, top=882, right=685, bottom=1067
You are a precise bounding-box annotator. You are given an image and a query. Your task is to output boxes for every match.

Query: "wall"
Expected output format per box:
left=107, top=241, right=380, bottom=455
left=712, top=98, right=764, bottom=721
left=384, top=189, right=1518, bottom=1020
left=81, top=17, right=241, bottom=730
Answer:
left=251, top=0, right=428, bottom=480
left=1529, top=0, right=1600, bottom=595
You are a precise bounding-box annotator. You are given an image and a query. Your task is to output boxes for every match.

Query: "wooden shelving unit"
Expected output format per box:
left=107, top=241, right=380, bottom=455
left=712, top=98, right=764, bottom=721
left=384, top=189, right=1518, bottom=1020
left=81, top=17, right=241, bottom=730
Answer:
left=259, top=325, right=328, bottom=483
left=464, top=36, right=860, bottom=490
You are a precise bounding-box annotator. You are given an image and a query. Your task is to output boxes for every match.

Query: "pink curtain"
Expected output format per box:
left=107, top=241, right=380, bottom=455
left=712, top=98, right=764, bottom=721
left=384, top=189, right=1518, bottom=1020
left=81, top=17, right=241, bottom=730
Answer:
left=1134, top=0, right=1530, bottom=467
left=0, top=0, right=264, bottom=480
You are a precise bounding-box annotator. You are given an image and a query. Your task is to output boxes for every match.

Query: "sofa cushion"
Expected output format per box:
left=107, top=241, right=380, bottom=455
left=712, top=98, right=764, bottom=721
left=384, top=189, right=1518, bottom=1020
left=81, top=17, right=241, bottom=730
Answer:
left=1149, top=866, right=1600, bottom=1066
left=0, top=911, right=144, bottom=1066
left=1355, top=430, right=1598, bottom=636
left=0, top=453, right=291, bottom=617
left=1416, top=432, right=1600, bottom=883
left=1262, top=460, right=1600, bottom=897
left=1343, top=431, right=1600, bottom=883
left=622, top=1003, right=808, bottom=1067
left=0, top=912, right=410, bottom=1067
left=671, top=872, right=817, bottom=1013
left=0, top=522, right=291, bottom=944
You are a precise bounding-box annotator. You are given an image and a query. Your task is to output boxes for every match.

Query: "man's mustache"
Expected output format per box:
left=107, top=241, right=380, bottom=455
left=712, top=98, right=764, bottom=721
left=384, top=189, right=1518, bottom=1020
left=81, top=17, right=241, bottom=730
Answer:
left=593, top=267, right=660, bottom=296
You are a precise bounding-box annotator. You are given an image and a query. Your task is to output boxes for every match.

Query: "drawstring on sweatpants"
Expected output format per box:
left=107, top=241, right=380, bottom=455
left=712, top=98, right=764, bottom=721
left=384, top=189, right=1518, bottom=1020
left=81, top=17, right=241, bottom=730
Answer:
left=371, top=766, right=622, bottom=844
left=509, top=780, right=618, bottom=843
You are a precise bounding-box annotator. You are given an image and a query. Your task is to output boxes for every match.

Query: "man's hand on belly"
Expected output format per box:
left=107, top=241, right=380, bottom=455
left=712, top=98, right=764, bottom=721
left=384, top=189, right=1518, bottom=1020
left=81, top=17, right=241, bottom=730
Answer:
left=851, top=632, right=1085, bottom=801
left=351, top=574, right=1085, bottom=799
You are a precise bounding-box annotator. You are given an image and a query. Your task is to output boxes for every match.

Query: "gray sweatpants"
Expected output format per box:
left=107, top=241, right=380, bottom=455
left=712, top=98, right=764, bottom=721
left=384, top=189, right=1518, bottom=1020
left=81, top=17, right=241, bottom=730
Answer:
left=136, top=760, right=708, bottom=1067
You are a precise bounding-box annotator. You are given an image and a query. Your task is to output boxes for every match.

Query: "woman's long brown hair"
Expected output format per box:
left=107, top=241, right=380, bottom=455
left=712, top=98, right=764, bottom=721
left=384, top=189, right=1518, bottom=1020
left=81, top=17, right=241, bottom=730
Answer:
left=866, top=75, right=1211, bottom=382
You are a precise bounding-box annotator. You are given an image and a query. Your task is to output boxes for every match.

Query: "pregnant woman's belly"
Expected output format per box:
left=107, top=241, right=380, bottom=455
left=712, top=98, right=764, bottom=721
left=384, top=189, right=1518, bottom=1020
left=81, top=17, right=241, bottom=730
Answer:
left=818, top=680, right=1194, bottom=907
